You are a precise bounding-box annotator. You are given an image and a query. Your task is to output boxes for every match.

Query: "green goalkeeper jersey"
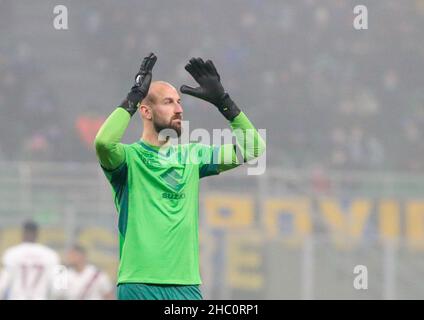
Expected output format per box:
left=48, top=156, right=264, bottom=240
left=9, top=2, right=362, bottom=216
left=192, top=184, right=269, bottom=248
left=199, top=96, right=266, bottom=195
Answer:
left=95, top=107, right=265, bottom=285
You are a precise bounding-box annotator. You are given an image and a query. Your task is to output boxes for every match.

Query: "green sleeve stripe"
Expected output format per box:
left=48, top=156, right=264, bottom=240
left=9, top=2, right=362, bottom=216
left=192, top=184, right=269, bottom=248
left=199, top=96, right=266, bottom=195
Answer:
left=104, top=161, right=129, bottom=239
left=199, top=145, right=220, bottom=178
left=117, top=184, right=129, bottom=239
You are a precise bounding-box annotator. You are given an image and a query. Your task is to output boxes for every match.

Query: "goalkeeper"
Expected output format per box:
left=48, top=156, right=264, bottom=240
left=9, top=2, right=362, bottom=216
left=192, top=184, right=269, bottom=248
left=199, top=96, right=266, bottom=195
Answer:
left=94, top=53, right=265, bottom=300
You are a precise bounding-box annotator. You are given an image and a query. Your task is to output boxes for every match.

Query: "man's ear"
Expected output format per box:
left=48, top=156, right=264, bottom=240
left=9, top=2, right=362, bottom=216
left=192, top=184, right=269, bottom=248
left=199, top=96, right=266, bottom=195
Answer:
left=139, top=104, right=152, bottom=120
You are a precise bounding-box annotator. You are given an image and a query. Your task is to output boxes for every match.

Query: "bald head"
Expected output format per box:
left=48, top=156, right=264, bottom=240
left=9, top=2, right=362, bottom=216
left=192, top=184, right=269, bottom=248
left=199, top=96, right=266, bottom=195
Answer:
left=142, top=81, right=178, bottom=106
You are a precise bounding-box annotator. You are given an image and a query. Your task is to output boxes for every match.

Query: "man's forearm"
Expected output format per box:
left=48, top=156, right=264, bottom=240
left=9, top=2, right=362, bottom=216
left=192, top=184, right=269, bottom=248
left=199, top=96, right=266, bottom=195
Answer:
left=231, top=111, right=266, bottom=161
left=218, top=111, right=266, bottom=172
left=94, top=107, right=131, bottom=170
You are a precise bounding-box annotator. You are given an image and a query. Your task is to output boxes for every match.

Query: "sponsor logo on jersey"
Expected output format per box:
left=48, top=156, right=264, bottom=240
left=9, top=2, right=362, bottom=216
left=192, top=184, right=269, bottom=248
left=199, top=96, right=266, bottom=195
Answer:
left=162, top=192, right=186, bottom=200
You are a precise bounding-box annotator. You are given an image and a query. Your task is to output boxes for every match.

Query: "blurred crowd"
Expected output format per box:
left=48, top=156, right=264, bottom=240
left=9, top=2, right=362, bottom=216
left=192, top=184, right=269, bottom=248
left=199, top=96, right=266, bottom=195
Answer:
left=0, top=0, right=423, bottom=172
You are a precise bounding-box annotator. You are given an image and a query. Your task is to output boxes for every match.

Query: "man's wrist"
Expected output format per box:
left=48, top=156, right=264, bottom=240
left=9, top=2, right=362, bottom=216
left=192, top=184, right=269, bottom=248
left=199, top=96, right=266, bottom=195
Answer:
left=119, top=99, right=138, bottom=117
left=217, top=93, right=241, bottom=121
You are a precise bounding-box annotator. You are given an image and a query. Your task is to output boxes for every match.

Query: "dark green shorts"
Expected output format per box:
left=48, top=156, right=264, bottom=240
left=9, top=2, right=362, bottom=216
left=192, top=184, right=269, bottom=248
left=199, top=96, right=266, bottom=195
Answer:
left=117, top=283, right=203, bottom=300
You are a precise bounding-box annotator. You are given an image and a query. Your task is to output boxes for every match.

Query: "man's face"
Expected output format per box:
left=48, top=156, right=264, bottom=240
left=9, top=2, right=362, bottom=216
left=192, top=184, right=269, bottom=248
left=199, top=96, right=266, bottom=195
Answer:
left=149, top=84, right=184, bottom=137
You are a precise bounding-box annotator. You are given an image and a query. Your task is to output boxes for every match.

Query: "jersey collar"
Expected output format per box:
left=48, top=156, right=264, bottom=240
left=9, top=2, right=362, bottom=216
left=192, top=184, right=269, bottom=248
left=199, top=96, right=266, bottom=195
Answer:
left=139, top=139, right=172, bottom=157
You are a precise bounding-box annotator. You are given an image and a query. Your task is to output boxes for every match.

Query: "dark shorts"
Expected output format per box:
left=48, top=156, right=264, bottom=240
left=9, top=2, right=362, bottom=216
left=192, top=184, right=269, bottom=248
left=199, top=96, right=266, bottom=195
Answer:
left=117, top=283, right=203, bottom=300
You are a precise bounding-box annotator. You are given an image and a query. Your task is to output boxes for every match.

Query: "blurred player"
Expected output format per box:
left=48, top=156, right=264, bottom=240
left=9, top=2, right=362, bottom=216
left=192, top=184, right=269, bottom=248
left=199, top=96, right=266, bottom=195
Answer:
left=62, top=245, right=114, bottom=300
left=94, top=53, right=265, bottom=299
left=0, top=221, right=60, bottom=300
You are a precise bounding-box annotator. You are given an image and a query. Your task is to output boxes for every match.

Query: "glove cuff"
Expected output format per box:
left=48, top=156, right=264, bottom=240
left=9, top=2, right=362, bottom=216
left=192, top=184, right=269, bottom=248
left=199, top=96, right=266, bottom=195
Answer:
left=218, top=93, right=241, bottom=121
left=119, top=99, right=138, bottom=117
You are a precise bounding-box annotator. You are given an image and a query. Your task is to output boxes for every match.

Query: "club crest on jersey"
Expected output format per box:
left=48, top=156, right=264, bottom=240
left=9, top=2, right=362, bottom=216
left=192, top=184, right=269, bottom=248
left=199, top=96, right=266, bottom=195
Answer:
left=159, top=167, right=185, bottom=192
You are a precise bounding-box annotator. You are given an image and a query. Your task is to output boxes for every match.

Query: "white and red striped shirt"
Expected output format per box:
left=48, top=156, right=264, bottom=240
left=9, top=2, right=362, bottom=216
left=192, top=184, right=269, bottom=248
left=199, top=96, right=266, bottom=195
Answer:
left=63, top=264, right=113, bottom=300
left=0, top=242, right=60, bottom=300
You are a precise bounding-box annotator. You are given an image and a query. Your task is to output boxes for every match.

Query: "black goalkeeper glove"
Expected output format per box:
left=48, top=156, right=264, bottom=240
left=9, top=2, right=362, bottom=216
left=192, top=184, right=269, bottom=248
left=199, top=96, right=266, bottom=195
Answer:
left=120, top=52, right=157, bottom=117
left=180, top=57, right=241, bottom=121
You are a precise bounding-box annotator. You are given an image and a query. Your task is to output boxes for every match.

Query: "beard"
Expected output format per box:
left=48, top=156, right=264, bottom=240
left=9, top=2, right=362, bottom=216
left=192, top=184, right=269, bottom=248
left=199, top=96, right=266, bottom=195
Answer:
left=153, top=116, right=182, bottom=138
